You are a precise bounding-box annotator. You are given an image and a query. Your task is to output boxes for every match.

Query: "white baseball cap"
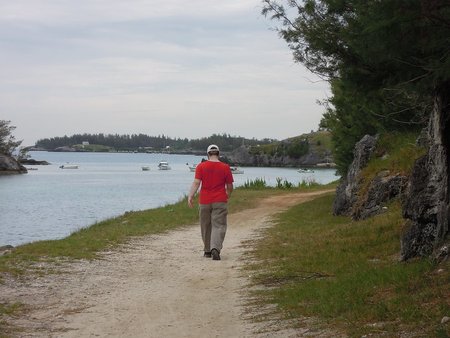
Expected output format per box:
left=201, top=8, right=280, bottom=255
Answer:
left=207, top=144, right=220, bottom=153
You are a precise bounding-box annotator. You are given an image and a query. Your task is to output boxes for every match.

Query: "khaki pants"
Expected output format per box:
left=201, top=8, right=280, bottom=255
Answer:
left=199, top=202, right=228, bottom=253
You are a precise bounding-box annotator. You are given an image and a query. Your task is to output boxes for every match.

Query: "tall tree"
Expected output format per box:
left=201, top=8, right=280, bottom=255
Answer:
left=262, top=0, right=450, bottom=173
left=0, top=120, right=22, bottom=156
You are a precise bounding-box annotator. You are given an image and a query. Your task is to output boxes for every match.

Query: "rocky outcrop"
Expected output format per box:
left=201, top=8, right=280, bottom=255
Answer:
left=401, top=81, right=450, bottom=260
left=54, top=146, right=76, bottom=152
left=19, top=159, right=50, bottom=165
left=225, top=145, right=331, bottom=167
left=0, top=245, right=14, bottom=256
left=352, top=171, right=408, bottom=220
left=333, top=135, right=408, bottom=220
left=0, top=154, right=27, bottom=175
left=333, top=135, right=378, bottom=216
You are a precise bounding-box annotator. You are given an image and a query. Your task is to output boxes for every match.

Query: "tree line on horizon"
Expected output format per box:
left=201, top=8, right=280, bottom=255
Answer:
left=262, top=0, right=450, bottom=174
left=34, top=133, right=277, bottom=152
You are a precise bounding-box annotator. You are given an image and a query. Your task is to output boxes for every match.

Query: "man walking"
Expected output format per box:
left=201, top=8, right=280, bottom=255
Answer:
left=188, top=145, right=234, bottom=260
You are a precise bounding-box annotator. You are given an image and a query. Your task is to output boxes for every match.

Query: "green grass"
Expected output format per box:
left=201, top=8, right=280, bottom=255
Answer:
left=353, top=132, right=426, bottom=214
left=242, top=177, right=268, bottom=189
left=0, top=303, right=25, bottom=337
left=359, top=132, right=425, bottom=189
left=246, top=194, right=450, bottom=337
left=241, top=177, right=326, bottom=190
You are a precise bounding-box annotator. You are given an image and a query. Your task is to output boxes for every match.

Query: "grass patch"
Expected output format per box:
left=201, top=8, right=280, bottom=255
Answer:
left=352, top=132, right=426, bottom=216
left=0, top=303, right=23, bottom=317
left=242, top=177, right=329, bottom=190
left=358, top=132, right=425, bottom=194
left=0, top=302, right=25, bottom=337
left=247, top=194, right=450, bottom=337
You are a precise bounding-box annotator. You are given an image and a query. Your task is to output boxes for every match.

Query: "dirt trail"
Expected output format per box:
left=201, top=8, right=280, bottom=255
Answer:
left=2, top=190, right=333, bottom=338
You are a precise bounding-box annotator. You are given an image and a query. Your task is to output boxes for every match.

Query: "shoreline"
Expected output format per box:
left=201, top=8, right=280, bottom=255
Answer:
left=1, top=154, right=339, bottom=248
left=26, top=149, right=337, bottom=168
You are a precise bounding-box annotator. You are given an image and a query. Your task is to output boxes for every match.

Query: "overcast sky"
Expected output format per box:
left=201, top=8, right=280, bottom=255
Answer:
left=1, top=0, right=329, bottom=146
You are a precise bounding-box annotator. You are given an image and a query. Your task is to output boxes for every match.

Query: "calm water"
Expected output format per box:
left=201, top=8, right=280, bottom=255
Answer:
left=0, top=151, right=338, bottom=246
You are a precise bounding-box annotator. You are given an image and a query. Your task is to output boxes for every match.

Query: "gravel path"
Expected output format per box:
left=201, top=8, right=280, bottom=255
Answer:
left=1, top=190, right=336, bottom=337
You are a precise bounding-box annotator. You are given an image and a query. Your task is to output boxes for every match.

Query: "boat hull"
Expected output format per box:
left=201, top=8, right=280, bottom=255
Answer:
left=59, top=165, right=78, bottom=169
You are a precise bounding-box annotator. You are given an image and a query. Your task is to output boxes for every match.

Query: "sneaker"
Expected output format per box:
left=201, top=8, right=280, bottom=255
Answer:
left=203, top=251, right=212, bottom=258
left=211, top=248, right=221, bottom=261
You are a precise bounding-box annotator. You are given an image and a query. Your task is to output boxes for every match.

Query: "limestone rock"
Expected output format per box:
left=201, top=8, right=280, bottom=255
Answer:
left=54, top=146, right=76, bottom=152
left=0, top=154, right=28, bottom=174
left=20, top=159, right=50, bottom=165
left=333, top=134, right=408, bottom=220
left=353, top=171, right=408, bottom=220
left=333, top=134, right=378, bottom=216
left=401, top=81, right=450, bottom=260
left=0, top=245, right=14, bottom=256
left=225, top=145, right=331, bottom=167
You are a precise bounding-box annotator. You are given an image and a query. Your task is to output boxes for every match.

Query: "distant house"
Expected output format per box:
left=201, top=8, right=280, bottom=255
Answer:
left=82, top=141, right=90, bottom=146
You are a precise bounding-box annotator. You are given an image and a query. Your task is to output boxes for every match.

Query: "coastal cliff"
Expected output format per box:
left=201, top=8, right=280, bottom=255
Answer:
left=332, top=82, right=450, bottom=261
left=224, top=131, right=334, bottom=167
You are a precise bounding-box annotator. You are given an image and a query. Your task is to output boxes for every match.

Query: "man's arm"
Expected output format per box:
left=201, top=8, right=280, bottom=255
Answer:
left=226, top=183, right=233, bottom=198
left=188, top=179, right=201, bottom=208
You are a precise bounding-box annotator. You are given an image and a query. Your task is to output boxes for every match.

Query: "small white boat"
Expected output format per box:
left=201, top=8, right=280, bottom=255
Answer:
left=141, top=166, right=150, bottom=171
left=59, top=164, right=79, bottom=169
left=187, top=163, right=197, bottom=172
left=231, top=167, right=244, bottom=174
left=298, top=168, right=314, bottom=173
left=158, top=161, right=171, bottom=170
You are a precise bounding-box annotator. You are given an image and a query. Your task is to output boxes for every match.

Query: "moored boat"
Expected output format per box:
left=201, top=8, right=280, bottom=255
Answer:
left=59, top=164, right=79, bottom=169
left=298, top=168, right=314, bottom=173
left=158, top=161, right=171, bottom=170
left=186, top=163, right=197, bottom=172
left=230, top=166, right=244, bottom=174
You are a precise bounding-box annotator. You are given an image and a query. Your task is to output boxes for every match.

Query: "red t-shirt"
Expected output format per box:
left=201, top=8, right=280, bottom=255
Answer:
left=195, top=160, right=234, bottom=204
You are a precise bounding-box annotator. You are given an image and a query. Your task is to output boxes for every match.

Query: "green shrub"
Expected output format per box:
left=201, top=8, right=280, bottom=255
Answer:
left=242, top=178, right=268, bottom=189
left=276, top=177, right=294, bottom=189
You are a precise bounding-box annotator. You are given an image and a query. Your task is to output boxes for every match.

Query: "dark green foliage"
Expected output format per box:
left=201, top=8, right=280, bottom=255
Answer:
left=262, top=0, right=450, bottom=174
left=0, top=120, right=22, bottom=156
left=249, top=134, right=315, bottom=158
left=276, top=177, right=294, bottom=189
left=35, top=133, right=274, bottom=152
left=286, top=138, right=309, bottom=158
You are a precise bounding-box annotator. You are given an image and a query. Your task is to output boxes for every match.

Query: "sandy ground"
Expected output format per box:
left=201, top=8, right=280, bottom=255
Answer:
left=1, top=190, right=338, bottom=338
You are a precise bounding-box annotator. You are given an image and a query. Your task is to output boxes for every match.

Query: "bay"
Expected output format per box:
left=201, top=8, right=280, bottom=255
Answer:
left=0, top=151, right=338, bottom=246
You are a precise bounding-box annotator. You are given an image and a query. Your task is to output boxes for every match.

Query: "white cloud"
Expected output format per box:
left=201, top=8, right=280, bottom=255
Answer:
left=0, top=0, right=259, bottom=24
left=0, top=0, right=329, bottom=145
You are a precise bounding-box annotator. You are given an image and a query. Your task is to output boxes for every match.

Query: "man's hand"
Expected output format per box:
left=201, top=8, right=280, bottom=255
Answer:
left=187, top=179, right=201, bottom=208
